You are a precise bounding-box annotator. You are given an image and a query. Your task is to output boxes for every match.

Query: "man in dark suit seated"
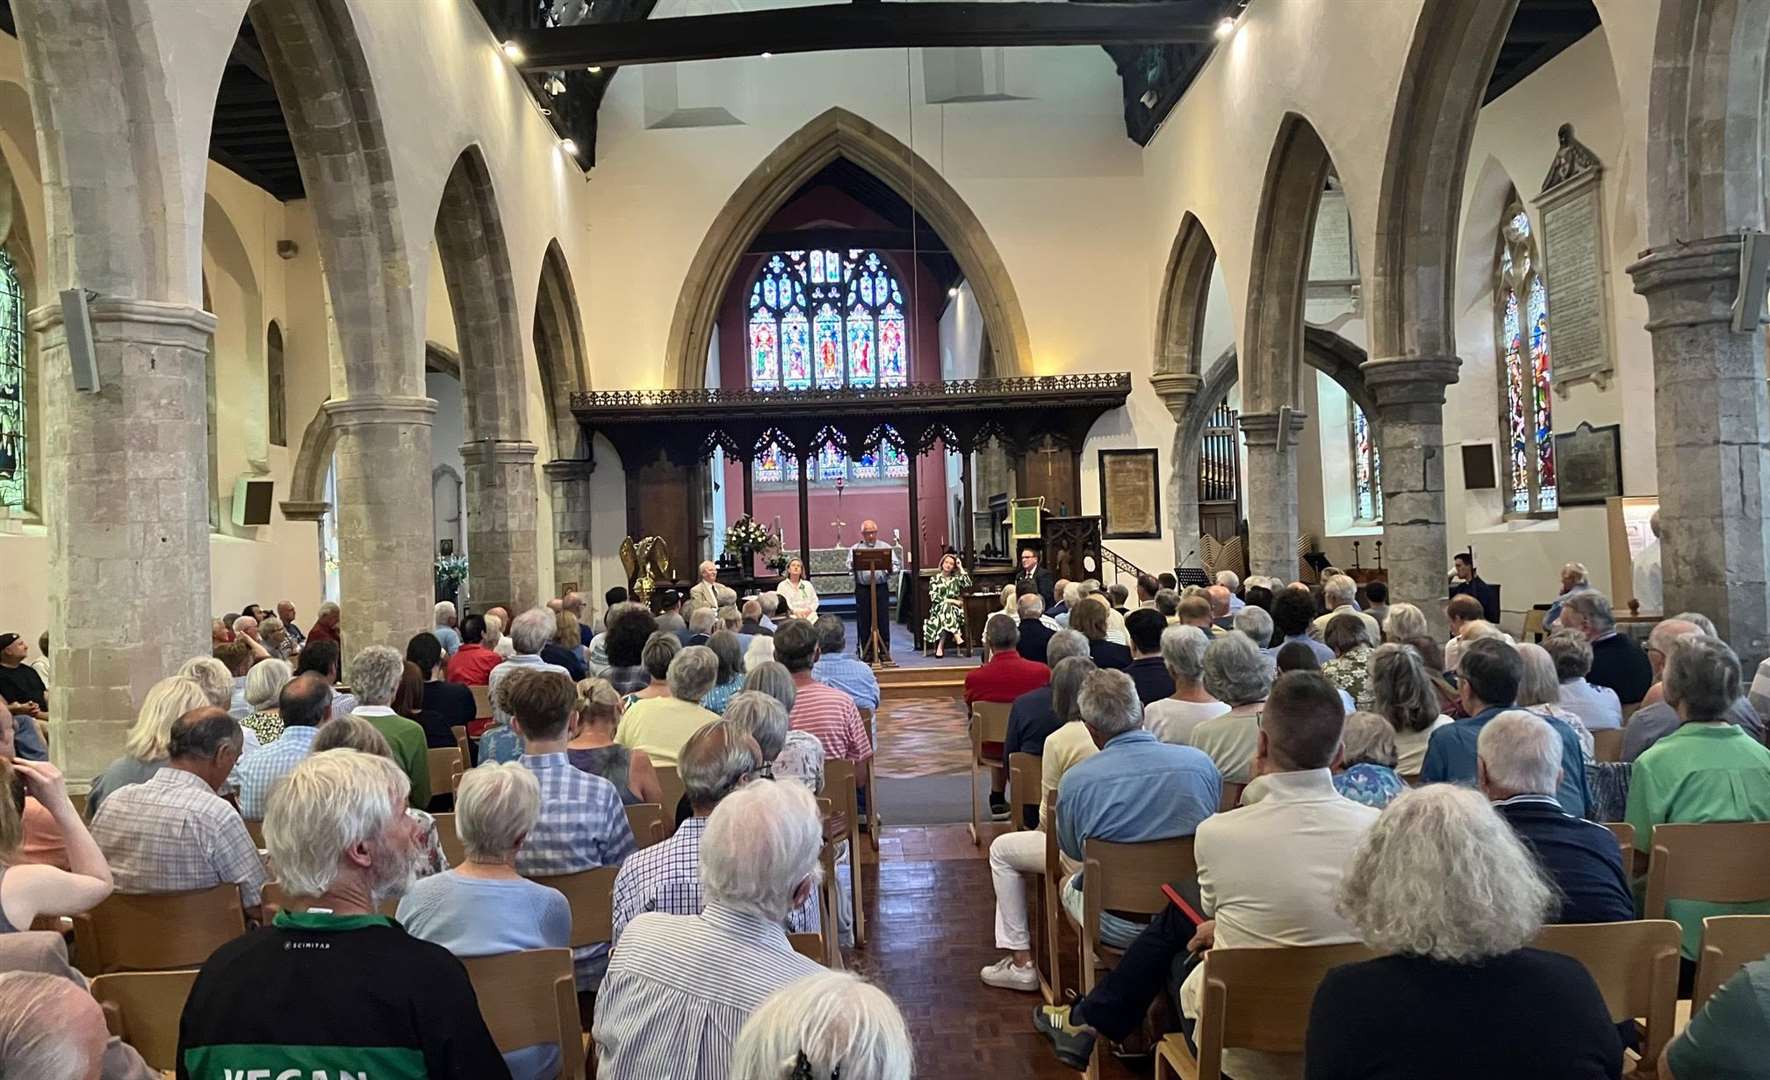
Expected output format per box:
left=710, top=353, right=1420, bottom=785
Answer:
left=1015, top=591, right=1057, bottom=665
left=1558, top=590, right=1654, bottom=706
left=1017, top=549, right=1056, bottom=610
left=1477, top=711, right=1634, bottom=925
left=1448, top=551, right=1501, bottom=623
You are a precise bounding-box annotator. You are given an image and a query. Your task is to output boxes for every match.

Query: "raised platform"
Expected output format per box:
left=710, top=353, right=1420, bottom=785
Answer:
left=878, top=663, right=969, bottom=701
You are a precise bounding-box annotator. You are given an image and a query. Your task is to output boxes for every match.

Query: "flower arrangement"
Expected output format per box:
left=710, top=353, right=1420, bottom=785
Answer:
left=724, top=515, right=773, bottom=559
left=434, top=553, right=469, bottom=595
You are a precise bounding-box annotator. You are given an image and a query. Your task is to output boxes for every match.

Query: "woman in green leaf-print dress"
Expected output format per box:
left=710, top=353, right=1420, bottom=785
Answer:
left=924, top=552, right=972, bottom=658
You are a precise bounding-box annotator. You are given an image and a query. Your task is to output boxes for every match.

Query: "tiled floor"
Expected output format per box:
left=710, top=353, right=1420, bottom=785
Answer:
left=874, top=697, right=972, bottom=779
left=848, top=829, right=1144, bottom=1078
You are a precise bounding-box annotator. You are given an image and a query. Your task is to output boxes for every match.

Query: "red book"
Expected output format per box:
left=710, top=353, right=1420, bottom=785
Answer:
left=1162, top=883, right=1205, bottom=927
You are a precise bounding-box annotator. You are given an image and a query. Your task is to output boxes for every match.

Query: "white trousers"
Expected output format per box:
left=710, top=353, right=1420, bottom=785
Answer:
left=988, top=829, right=1047, bottom=951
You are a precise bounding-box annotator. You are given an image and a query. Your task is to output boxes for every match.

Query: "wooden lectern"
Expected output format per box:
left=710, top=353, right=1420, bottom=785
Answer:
left=852, top=546, right=897, bottom=668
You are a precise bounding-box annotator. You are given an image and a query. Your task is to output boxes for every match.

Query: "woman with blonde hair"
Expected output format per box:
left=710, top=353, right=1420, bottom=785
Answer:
left=84, top=675, right=212, bottom=820
left=1307, top=785, right=1620, bottom=1077
left=567, top=676, right=662, bottom=804
left=924, top=552, right=972, bottom=658
left=1516, top=641, right=1596, bottom=762
left=0, top=753, right=113, bottom=932
left=541, top=611, right=588, bottom=681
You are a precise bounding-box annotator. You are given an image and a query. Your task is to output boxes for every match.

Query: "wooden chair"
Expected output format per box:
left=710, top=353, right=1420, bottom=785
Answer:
left=461, top=948, right=586, bottom=1080
left=1644, top=822, right=1770, bottom=921
left=1521, top=607, right=1547, bottom=643
left=1153, top=943, right=1379, bottom=1080
left=824, top=759, right=867, bottom=948
left=1592, top=728, right=1625, bottom=763
left=655, top=766, right=686, bottom=833
left=1008, top=752, right=1042, bottom=831
left=529, top=866, right=619, bottom=953
left=813, top=795, right=843, bottom=968
left=469, top=684, right=493, bottom=720
left=858, top=754, right=882, bottom=851
left=91, top=969, right=201, bottom=1073
left=428, top=746, right=465, bottom=800
left=73, top=884, right=247, bottom=975
left=625, top=802, right=667, bottom=849
left=1037, top=791, right=1069, bottom=1005
left=1601, top=822, right=1635, bottom=866
left=432, top=811, right=466, bottom=867
left=1535, top=920, right=1681, bottom=1069
left=968, top=701, right=1013, bottom=845
left=1693, top=914, right=1770, bottom=1010
left=1217, top=782, right=1245, bottom=813
left=452, top=723, right=472, bottom=768
left=788, top=932, right=824, bottom=961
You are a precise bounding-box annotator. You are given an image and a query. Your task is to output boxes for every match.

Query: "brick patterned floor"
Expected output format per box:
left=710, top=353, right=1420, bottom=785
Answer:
left=874, top=697, right=972, bottom=779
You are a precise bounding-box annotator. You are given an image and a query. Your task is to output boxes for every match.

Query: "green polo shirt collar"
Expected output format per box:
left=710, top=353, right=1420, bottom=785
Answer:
left=273, top=909, right=393, bottom=932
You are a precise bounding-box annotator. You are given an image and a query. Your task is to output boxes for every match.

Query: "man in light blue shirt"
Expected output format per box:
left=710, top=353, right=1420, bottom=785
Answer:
left=810, top=615, right=880, bottom=712
left=1421, top=637, right=1590, bottom=817
left=433, top=601, right=462, bottom=657
left=235, top=675, right=330, bottom=820
left=1057, top=669, right=1220, bottom=945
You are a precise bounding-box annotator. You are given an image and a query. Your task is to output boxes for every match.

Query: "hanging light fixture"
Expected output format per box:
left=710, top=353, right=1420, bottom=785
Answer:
left=1213, top=16, right=1235, bottom=39
left=560, top=138, right=580, bottom=157
left=502, top=40, right=524, bottom=62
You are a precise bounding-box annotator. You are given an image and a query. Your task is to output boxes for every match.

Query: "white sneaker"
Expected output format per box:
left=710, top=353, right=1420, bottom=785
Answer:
left=979, top=956, right=1039, bottom=991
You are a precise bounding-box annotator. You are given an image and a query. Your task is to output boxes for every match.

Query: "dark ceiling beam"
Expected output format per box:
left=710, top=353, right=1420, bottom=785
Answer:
left=512, top=2, right=1218, bottom=70
left=227, top=33, right=273, bottom=84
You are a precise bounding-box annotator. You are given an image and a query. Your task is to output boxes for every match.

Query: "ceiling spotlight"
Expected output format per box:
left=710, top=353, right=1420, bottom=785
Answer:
left=947, top=287, right=958, bottom=298
left=502, top=40, right=524, bottom=62
left=589, top=66, right=603, bottom=75
left=1213, top=16, right=1235, bottom=39
left=560, top=138, right=580, bottom=156
left=760, top=51, right=773, bottom=59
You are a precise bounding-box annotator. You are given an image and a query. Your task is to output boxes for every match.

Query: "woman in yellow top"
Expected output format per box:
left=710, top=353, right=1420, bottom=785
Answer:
left=923, top=552, right=972, bottom=658
left=777, top=557, right=819, bottom=620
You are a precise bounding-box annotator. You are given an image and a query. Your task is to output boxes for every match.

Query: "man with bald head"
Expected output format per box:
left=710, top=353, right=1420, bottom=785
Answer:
left=848, top=519, right=901, bottom=662
left=1623, top=618, right=1763, bottom=761
left=1205, top=586, right=1235, bottom=631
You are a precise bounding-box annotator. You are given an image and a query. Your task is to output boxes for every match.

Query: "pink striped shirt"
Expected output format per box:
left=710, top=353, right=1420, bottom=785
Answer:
left=789, top=676, right=871, bottom=762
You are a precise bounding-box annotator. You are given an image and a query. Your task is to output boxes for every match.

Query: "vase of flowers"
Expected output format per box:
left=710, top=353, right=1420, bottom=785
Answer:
left=434, top=553, right=469, bottom=604
left=724, top=515, right=773, bottom=576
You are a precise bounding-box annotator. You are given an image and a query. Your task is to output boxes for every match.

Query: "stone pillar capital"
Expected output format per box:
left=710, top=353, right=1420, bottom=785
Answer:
left=323, top=394, right=437, bottom=429
left=543, top=458, right=595, bottom=481
left=1236, top=409, right=1308, bottom=448
left=1627, top=236, right=1753, bottom=331
left=461, top=439, right=541, bottom=467
left=29, top=296, right=217, bottom=346
left=1361, top=356, right=1462, bottom=407
left=1149, top=371, right=1204, bottom=420
left=278, top=500, right=330, bottom=522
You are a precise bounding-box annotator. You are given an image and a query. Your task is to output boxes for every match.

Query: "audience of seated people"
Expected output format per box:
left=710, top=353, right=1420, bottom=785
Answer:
left=1660, top=949, right=1770, bottom=1078
left=238, top=656, right=291, bottom=745
left=344, top=645, right=431, bottom=809
left=625, top=631, right=680, bottom=708
left=1068, top=596, right=1131, bottom=670
left=730, top=969, right=912, bottom=1080
left=235, top=674, right=332, bottom=820
left=1122, top=608, right=1176, bottom=706
left=811, top=615, right=882, bottom=711
left=404, top=630, right=477, bottom=750
left=1544, top=628, right=1624, bottom=733
left=1318, top=612, right=1376, bottom=710
left=774, top=619, right=873, bottom=779
left=310, top=716, right=450, bottom=879
left=543, top=609, right=590, bottom=681
left=0, top=970, right=115, bottom=1079
left=1014, top=592, right=1058, bottom=665
left=1624, top=616, right=1764, bottom=761
left=1270, top=587, right=1332, bottom=665
left=481, top=607, right=574, bottom=763
left=179, top=748, right=507, bottom=1076
left=569, top=676, right=662, bottom=804
left=1002, top=631, right=1091, bottom=761
left=594, top=778, right=825, bottom=1079
left=290, top=637, right=358, bottom=720
left=1329, top=711, right=1407, bottom=809
left=601, top=604, right=660, bottom=696
left=741, top=662, right=827, bottom=791
left=1308, top=784, right=1622, bottom=1079
left=1514, top=640, right=1597, bottom=762
left=1367, top=643, right=1452, bottom=777
left=965, top=614, right=1051, bottom=819
left=1142, top=625, right=1229, bottom=745
left=699, top=630, right=747, bottom=715
left=1308, top=574, right=1381, bottom=646
left=1188, top=631, right=1276, bottom=785
left=0, top=753, right=112, bottom=931
left=1557, top=589, right=1655, bottom=705
left=445, top=613, right=504, bottom=687
left=83, top=675, right=212, bottom=820
left=432, top=600, right=462, bottom=657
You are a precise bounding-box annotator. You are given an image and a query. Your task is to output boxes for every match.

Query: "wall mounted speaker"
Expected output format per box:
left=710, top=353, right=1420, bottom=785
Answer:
left=1461, top=443, right=1497, bottom=490
left=232, top=475, right=276, bottom=527
left=60, top=288, right=99, bottom=393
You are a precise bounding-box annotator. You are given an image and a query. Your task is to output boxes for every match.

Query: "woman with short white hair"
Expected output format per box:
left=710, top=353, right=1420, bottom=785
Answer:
left=1332, top=711, right=1406, bottom=809
left=1306, top=785, right=1621, bottom=1078
left=731, top=971, right=913, bottom=1080
left=724, top=689, right=824, bottom=792
left=1381, top=602, right=1428, bottom=644
left=1143, top=625, right=1229, bottom=745
left=242, top=657, right=293, bottom=745
left=398, top=762, right=571, bottom=1080
left=83, top=675, right=212, bottom=820
left=1515, top=641, right=1596, bottom=762
left=614, top=645, right=722, bottom=767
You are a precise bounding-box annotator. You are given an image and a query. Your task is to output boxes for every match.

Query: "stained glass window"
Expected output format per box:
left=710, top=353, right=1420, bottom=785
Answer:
left=0, top=249, right=23, bottom=511
left=1495, top=193, right=1556, bottom=515
left=746, top=248, right=909, bottom=394
left=1349, top=400, right=1381, bottom=522
left=747, top=249, right=914, bottom=486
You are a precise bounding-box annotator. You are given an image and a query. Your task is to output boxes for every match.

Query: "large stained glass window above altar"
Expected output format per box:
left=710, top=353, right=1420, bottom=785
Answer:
left=748, top=249, right=910, bottom=392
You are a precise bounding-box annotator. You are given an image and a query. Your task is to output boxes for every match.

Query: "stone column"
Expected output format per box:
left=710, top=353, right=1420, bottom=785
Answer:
left=326, top=396, right=437, bottom=655
left=1362, top=357, right=1460, bottom=634
left=1237, top=410, right=1308, bottom=582
left=1151, top=371, right=1203, bottom=567
left=543, top=458, right=596, bottom=596
left=29, top=299, right=215, bottom=782
left=1628, top=237, right=1770, bottom=670
left=461, top=439, right=541, bottom=614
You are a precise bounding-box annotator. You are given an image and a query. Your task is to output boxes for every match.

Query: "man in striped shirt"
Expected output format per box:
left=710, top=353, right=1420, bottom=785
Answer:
left=594, top=778, right=825, bottom=1080
left=504, top=667, right=637, bottom=991
left=774, top=619, right=872, bottom=766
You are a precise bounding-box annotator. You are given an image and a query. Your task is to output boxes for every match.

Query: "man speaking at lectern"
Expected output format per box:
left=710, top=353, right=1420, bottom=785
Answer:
left=849, top=520, right=901, bottom=662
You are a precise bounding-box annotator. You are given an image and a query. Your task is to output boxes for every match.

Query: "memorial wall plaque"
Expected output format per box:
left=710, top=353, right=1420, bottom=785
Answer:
left=1533, top=124, right=1614, bottom=393
left=1554, top=421, right=1622, bottom=506
left=1099, top=448, right=1161, bottom=539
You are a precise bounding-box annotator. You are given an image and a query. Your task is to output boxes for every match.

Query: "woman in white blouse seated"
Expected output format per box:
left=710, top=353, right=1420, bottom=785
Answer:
left=777, top=558, right=819, bottom=621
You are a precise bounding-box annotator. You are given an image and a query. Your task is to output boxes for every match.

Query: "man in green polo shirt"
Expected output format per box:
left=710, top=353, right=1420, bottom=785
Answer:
left=1626, top=635, right=1770, bottom=976
left=178, top=748, right=506, bottom=1079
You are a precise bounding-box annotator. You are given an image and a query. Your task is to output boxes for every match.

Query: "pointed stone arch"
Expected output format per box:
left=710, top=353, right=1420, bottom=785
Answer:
left=666, top=107, right=1031, bottom=389
left=534, top=239, right=589, bottom=460
left=1242, top=114, right=1336, bottom=414
left=433, top=145, right=538, bottom=613
left=1152, top=212, right=1219, bottom=379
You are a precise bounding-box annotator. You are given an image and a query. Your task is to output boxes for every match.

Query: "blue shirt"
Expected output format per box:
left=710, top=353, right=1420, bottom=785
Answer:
left=1420, top=705, right=1591, bottom=817
left=1494, top=794, right=1635, bottom=926
left=1333, top=762, right=1407, bottom=809
left=1280, top=634, right=1334, bottom=665
left=813, top=654, right=881, bottom=711
left=236, top=725, right=320, bottom=820
left=432, top=625, right=462, bottom=657
left=1056, top=729, right=1220, bottom=872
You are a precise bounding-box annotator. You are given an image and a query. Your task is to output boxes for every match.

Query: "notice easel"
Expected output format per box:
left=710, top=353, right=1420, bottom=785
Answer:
left=853, top=546, right=897, bottom=669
